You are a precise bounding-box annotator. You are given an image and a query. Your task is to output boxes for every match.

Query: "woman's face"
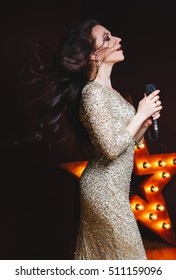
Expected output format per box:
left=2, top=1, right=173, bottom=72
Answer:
left=91, top=24, right=124, bottom=64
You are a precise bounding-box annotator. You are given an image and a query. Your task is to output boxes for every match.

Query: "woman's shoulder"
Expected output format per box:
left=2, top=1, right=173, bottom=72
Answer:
left=82, top=81, right=110, bottom=100
left=81, top=82, right=108, bottom=107
left=82, top=81, right=102, bottom=94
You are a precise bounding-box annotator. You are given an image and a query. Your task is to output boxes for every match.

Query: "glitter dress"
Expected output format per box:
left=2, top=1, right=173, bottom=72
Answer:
left=74, top=81, right=147, bottom=260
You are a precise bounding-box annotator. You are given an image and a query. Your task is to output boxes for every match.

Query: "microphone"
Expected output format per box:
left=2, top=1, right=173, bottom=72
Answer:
left=145, top=83, right=159, bottom=141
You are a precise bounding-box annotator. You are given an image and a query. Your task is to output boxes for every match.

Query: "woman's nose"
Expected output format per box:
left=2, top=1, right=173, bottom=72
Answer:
left=113, top=36, right=121, bottom=44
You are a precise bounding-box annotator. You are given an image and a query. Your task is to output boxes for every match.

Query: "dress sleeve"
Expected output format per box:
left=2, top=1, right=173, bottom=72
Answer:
left=80, top=86, right=134, bottom=160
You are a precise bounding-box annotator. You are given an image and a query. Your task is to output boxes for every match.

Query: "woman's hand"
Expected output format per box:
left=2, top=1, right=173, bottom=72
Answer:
left=126, top=89, right=162, bottom=141
left=136, top=89, right=162, bottom=123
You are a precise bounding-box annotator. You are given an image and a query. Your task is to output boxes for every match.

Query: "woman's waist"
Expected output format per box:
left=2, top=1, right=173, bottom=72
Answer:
left=82, top=156, right=134, bottom=180
left=91, top=150, right=134, bottom=167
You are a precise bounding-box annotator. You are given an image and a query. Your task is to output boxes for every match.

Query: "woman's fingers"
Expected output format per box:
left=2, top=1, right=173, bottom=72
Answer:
left=145, top=89, right=160, bottom=99
left=152, top=111, right=161, bottom=120
left=145, top=90, right=161, bottom=105
left=139, top=89, right=162, bottom=121
left=155, top=100, right=161, bottom=107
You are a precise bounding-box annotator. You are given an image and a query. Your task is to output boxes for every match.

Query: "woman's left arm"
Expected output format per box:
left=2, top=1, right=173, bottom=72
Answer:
left=134, top=118, right=152, bottom=143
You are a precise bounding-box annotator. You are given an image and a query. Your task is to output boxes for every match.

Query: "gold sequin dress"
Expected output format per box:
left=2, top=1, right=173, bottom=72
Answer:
left=74, top=81, right=147, bottom=260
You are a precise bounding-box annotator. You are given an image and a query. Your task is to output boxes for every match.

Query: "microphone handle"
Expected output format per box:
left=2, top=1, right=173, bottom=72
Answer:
left=153, top=119, right=158, bottom=131
left=145, top=83, right=159, bottom=141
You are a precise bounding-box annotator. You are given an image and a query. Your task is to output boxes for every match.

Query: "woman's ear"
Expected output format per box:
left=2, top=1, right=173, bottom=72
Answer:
left=89, top=52, right=97, bottom=61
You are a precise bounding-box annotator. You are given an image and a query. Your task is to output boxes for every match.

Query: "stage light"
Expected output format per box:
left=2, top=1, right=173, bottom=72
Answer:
left=143, top=162, right=151, bottom=168
left=136, top=143, right=145, bottom=149
left=135, top=204, right=144, bottom=210
left=158, top=160, right=166, bottom=167
left=149, top=213, right=158, bottom=220
left=162, top=223, right=171, bottom=229
left=156, top=204, right=165, bottom=211
left=162, top=172, right=170, bottom=178
left=150, top=186, right=159, bottom=192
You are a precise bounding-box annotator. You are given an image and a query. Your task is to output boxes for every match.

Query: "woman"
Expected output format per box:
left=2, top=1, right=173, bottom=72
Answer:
left=24, top=19, right=162, bottom=259
left=68, top=20, right=162, bottom=260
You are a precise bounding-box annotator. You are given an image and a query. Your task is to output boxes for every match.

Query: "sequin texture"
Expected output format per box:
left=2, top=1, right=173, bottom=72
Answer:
left=74, top=81, right=147, bottom=260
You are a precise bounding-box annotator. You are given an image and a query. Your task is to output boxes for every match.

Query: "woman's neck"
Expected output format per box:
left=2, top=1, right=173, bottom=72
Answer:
left=94, top=76, right=112, bottom=89
left=94, top=64, right=113, bottom=89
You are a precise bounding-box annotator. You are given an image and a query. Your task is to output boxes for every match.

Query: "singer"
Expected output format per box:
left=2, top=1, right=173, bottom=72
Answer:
left=23, top=19, right=162, bottom=259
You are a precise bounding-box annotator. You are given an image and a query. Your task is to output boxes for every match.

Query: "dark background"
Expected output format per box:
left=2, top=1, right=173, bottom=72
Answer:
left=0, top=0, right=176, bottom=259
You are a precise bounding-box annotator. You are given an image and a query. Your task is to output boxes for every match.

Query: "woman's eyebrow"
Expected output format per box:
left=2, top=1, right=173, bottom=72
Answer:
left=103, top=31, right=110, bottom=36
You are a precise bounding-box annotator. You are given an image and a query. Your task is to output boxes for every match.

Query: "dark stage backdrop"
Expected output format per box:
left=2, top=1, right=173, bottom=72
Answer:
left=0, top=0, right=176, bottom=259
left=0, top=0, right=82, bottom=260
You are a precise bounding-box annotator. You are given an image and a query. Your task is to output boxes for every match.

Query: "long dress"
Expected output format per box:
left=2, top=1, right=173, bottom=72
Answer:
left=74, top=81, right=147, bottom=260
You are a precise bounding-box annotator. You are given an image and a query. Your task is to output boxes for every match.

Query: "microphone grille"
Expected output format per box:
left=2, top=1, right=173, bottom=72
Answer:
left=145, top=83, right=156, bottom=95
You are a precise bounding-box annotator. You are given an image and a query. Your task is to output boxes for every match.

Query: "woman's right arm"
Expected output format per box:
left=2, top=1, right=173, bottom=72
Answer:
left=80, top=87, right=134, bottom=160
left=126, top=90, right=162, bottom=141
left=80, top=87, right=162, bottom=161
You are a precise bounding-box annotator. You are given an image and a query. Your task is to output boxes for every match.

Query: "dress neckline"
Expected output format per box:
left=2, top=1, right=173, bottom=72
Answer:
left=88, top=80, right=117, bottom=93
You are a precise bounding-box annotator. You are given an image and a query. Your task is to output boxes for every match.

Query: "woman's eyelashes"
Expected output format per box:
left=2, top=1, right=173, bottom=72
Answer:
left=103, top=33, right=111, bottom=42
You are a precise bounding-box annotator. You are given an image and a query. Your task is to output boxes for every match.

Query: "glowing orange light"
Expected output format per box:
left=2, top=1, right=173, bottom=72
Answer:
left=162, top=172, right=170, bottom=178
left=156, top=204, right=165, bottom=211
left=149, top=213, right=158, bottom=220
left=162, top=223, right=171, bottom=229
left=143, top=162, right=151, bottom=168
left=150, top=186, right=159, bottom=192
left=58, top=161, right=88, bottom=179
left=158, top=160, right=166, bottom=167
left=133, top=139, right=176, bottom=245
left=136, top=143, right=145, bottom=149
left=135, top=204, right=144, bottom=210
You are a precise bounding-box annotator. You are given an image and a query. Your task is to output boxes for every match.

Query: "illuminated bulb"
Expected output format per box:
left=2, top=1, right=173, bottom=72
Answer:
left=136, top=143, right=145, bottom=149
left=143, top=162, right=151, bottom=168
left=149, top=213, right=158, bottom=220
left=162, top=223, right=171, bottom=229
left=173, top=159, right=176, bottom=165
left=150, top=186, right=159, bottom=192
left=135, top=204, right=144, bottom=210
left=158, top=160, right=166, bottom=167
left=156, top=204, right=165, bottom=211
left=162, top=172, right=170, bottom=178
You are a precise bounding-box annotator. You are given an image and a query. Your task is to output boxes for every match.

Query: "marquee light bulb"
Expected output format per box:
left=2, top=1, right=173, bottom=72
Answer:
left=150, top=186, right=159, bottom=192
left=149, top=213, right=158, bottom=220
left=162, top=172, right=170, bottom=178
left=135, top=204, right=144, bottom=210
left=158, top=160, right=166, bottom=167
left=156, top=204, right=165, bottom=211
left=162, top=223, right=171, bottom=229
left=143, top=162, right=151, bottom=168
left=136, top=143, right=145, bottom=149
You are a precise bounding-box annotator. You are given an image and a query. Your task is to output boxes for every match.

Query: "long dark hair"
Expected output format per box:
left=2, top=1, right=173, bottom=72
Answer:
left=19, top=19, right=99, bottom=149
